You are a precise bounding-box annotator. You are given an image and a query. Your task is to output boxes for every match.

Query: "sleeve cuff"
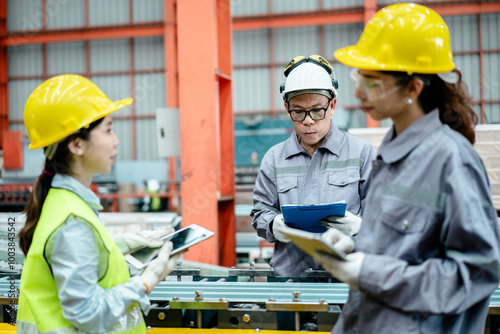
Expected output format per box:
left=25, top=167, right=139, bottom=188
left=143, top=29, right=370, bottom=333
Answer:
left=130, top=275, right=152, bottom=315
left=357, top=253, right=382, bottom=295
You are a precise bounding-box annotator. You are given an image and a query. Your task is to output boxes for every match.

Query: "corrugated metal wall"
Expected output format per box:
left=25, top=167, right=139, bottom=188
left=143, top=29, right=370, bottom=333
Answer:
left=7, top=43, right=43, bottom=133
left=5, top=0, right=500, bottom=170
left=482, top=13, right=500, bottom=123
left=232, top=22, right=372, bottom=133
left=231, top=1, right=500, bottom=132
left=46, top=42, right=86, bottom=74
left=231, top=0, right=365, bottom=15
left=46, top=0, right=84, bottom=28
left=7, top=0, right=165, bottom=162
left=90, top=74, right=133, bottom=160
left=8, top=0, right=164, bottom=29
left=7, top=0, right=42, bottom=31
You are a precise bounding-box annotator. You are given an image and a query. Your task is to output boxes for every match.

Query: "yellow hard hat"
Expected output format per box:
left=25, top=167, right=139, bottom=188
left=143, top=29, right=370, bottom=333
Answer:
left=24, top=74, right=132, bottom=150
left=334, top=3, right=454, bottom=74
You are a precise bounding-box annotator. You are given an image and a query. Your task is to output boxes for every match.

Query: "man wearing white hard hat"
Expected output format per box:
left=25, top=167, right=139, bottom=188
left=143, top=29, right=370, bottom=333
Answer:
left=250, top=55, right=377, bottom=277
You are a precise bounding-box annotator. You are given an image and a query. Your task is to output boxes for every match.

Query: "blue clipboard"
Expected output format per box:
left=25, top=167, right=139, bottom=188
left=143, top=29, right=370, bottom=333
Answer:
left=281, top=202, right=347, bottom=233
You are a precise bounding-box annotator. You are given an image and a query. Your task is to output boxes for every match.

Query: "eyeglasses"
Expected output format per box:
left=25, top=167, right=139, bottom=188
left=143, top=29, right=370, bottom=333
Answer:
left=350, top=68, right=402, bottom=101
left=283, top=55, right=333, bottom=77
left=288, top=98, right=331, bottom=122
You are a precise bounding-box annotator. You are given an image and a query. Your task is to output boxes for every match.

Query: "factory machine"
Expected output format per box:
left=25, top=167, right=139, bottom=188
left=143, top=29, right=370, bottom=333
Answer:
left=2, top=261, right=500, bottom=333
left=0, top=262, right=343, bottom=332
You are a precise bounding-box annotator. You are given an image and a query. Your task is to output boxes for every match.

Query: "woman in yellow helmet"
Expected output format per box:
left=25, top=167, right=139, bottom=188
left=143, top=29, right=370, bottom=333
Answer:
left=17, top=74, right=183, bottom=333
left=313, top=3, right=500, bottom=333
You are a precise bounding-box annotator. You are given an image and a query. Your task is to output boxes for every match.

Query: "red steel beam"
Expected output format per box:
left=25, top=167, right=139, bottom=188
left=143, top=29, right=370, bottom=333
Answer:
left=431, top=2, right=500, bottom=17
left=2, top=3, right=497, bottom=47
left=232, top=2, right=500, bottom=31
left=177, top=0, right=235, bottom=266
left=269, top=28, right=276, bottom=118
left=0, top=24, right=163, bottom=46
left=233, top=10, right=363, bottom=31
left=177, top=0, right=221, bottom=265
left=364, top=0, right=377, bottom=24
left=164, top=0, right=180, bottom=212
left=0, top=0, right=7, bottom=148
left=216, top=0, right=236, bottom=267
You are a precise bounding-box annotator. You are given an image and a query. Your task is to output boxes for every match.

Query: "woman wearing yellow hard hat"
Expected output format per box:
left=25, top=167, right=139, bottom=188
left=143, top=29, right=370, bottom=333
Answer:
left=312, top=3, right=500, bottom=333
left=17, top=74, right=183, bottom=333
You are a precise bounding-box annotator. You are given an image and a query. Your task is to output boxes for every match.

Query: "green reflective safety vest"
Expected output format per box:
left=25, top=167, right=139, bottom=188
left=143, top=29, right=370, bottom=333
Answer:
left=17, top=188, right=146, bottom=334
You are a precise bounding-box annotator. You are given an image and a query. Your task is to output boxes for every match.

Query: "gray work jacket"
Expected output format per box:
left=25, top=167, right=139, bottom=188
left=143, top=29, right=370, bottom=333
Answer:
left=333, top=110, right=500, bottom=333
left=251, top=121, right=376, bottom=276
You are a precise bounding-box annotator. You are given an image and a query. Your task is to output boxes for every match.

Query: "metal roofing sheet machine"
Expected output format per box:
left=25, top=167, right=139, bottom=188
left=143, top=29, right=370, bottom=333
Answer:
left=2, top=265, right=500, bottom=333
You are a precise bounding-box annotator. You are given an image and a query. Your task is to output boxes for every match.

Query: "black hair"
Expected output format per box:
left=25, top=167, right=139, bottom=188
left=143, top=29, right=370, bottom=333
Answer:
left=19, top=118, right=104, bottom=256
left=388, top=69, right=477, bottom=144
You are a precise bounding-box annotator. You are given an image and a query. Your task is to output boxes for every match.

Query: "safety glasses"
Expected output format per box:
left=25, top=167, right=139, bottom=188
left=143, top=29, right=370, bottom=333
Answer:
left=283, top=55, right=333, bottom=77
left=350, top=69, right=402, bottom=101
left=288, top=98, right=331, bottom=122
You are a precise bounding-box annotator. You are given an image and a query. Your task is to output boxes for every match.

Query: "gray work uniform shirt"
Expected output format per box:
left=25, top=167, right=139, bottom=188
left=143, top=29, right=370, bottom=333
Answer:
left=44, top=174, right=150, bottom=333
left=251, top=121, right=376, bottom=276
left=333, top=110, right=500, bottom=334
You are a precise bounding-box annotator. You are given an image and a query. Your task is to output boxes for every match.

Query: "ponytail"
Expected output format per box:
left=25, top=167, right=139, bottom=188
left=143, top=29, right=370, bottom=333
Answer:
left=19, top=161, right=55, bottom=256
left=418, top=70, right=478, bottom=144
left=389, top=69, right=478, bottom=144
left=19, top=118, right=104, bottom=256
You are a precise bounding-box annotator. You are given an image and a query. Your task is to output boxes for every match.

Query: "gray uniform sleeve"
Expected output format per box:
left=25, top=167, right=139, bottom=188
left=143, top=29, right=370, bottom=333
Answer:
left=251, top=151, right=281, bottom=242
left=359, top=160, right=500, bottom=314
left=359, top=143, right=377, bottom=209
left=46, top=218, right=151, bottom=332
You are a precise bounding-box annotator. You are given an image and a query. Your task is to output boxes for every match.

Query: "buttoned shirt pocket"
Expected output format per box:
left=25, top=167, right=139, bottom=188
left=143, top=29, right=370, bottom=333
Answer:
left=375, top=199, right=433, bottom=261
left=328, top=169, right=359, bottom=186
left=380, top=202, right=429, bottom=234
left=276, top=176, right=299, bottom=204
left=327, top=169, right=361, bottom=209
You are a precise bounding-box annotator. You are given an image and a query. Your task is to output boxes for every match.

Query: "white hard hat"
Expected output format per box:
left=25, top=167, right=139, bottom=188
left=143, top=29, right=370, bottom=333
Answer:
left=280, top=57, right=338, bottom=102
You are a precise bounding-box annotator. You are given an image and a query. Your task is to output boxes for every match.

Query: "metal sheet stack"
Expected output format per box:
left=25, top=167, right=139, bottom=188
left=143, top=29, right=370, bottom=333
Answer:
left=474, top=124, right=500, bottom=212
left=349, top=125, right=500, bottom=216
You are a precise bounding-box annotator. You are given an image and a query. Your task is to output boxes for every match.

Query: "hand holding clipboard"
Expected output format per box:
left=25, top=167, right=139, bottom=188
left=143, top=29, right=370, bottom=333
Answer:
left=281, top=201, right=347, bottom=232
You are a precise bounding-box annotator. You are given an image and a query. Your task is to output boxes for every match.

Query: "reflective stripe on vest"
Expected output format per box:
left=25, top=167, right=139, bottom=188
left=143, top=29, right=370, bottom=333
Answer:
left=17, top=188, right=145, bottom=333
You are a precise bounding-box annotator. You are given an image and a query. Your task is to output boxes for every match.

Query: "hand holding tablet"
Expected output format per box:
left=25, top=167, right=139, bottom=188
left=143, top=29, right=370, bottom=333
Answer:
left=125, top=224, right=214, bottom=270
left=281, top=227, right=347, bottom=261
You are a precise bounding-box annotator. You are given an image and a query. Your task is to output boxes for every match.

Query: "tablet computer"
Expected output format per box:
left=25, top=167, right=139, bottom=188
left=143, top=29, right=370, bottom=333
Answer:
left=282, top=227, right=346, bottom=261
left=124, top=224, right=214, bottom=269
left=281, top=201, right=347, bottom=233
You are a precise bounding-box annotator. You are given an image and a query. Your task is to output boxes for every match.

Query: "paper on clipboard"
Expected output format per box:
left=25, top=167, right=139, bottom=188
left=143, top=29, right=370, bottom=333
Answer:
left=281, top=201, right=347, bottom=233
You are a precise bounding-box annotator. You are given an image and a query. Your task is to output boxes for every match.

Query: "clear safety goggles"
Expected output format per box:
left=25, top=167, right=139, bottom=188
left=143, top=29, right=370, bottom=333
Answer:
left=350, top=69, right=402, bottom=101
left=283, top=55, right=333, bottom=77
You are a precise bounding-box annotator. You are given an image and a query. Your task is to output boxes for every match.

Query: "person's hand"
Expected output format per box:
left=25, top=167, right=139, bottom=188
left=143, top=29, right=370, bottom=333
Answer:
left=313, top=251, right=365, bottom=290
left=141, top=241, right=184, bottom=294
left=271, top=214, right=291, bottom=243
left=321, top=228, right=355, bottom=254
left=322, top=210, right=362, bottom=236
left=113, top=228, right=175, bottom=254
